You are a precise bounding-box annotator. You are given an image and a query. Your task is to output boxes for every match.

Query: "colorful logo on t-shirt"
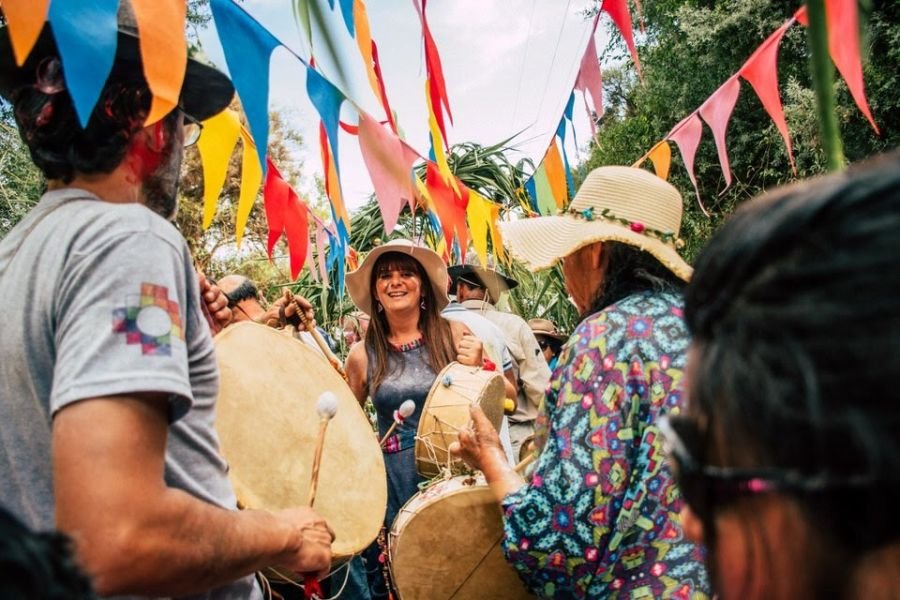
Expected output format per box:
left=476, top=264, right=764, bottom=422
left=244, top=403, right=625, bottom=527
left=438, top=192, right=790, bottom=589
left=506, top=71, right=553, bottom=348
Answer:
left=112, top=283, right=184, bottom=355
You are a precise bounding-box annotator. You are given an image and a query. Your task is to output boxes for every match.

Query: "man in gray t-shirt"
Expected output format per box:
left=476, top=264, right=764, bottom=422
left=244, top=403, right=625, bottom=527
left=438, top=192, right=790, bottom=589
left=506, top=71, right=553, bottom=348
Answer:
left=0, top=6, right=332, bottom=599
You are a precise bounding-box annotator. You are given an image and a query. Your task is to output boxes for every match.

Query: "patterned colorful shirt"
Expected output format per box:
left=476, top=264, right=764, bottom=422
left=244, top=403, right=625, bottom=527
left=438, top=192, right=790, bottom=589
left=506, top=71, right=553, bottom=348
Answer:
left=501, top=291, right=711, bottom=599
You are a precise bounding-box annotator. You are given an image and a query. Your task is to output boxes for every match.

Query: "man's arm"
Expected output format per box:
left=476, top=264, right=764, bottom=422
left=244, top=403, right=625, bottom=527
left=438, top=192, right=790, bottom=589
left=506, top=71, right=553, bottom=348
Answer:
left=53, top=394, right=332, bottom=597
left=517, top=323, right=551, bottom=410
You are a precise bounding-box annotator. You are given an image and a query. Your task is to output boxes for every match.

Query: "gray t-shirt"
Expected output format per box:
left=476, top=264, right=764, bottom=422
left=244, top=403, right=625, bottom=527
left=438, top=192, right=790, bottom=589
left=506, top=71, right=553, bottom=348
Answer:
left=0, top=189, right=261, bottom=600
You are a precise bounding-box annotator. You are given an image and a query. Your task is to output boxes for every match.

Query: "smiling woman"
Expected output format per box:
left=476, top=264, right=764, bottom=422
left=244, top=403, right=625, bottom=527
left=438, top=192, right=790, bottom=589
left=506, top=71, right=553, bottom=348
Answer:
left=343, top=239, right=485, bottom=598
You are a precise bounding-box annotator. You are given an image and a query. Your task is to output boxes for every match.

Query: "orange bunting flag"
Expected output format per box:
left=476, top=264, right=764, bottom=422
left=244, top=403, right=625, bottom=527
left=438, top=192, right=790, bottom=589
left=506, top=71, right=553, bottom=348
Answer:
left=358, top=111, right=420, bottom=233
left=319, top=122, right=351, bottom=237
left=825, top=0, right=878, bottom=133
left=602, top=0, right=641, bottom=77
left=425, top=162, right=468, bottom=259
left=543, top=142, right=568, bottom=209
left=3, top=0, right=50, bottom=66
left=739, top=20, right=795, bottom=171
left=667, top=113, right=707, bottom=214
left=647, top=141, right=672, bottom=181
left=131, top=0, right=187, bottom=125
left=196, top=109, right=242, bottom=228
left=236, top=127, right=264, bottom=247
left=698, top=76, right=741, bottom=191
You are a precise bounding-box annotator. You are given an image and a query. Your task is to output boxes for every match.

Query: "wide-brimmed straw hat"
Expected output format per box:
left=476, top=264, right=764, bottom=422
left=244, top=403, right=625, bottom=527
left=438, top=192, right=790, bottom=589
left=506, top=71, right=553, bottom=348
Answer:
left=0, top=1, right=233, bottom=121
left=448, top=250, right=519, bottom=302
left=528, top=318, right=567, bottom=343
left=346, top=239, right=450, bottom=316
left=502, top=166, right=692, bottom=281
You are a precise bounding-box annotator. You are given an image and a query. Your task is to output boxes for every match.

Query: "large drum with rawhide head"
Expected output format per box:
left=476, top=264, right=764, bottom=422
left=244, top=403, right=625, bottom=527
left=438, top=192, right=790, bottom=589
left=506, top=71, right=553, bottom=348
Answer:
left=214, top=321, right=387, bottom=564
left=415, top=362, right=506, bottom=478
left=389, top=475, right=534, bottom=599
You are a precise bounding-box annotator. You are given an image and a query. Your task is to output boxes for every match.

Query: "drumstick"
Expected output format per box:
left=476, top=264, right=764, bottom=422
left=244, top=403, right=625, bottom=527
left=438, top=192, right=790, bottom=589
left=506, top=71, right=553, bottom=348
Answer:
left=379, top=399, right=416, bottom=447
left=307, top=392, right=339, bottom=507
left=513, top=452, right=536, bottom=474
left=292, top=298, right=348, bottom=381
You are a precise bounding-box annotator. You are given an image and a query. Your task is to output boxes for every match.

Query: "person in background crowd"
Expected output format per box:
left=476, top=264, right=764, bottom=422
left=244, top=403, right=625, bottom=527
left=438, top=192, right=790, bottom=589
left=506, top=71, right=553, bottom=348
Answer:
left=344, top=239, right=485, bottom=599
left=528, top=317, right=566, bottom=371
left=449, top=252, right=551, bottom=458
left=454, top=166, right=711, bottom=598
left=342, top=311, right=371, bottom=347
left=673, top=151, right=900, bottom=599
left=0, top=6, right=332, bottom=598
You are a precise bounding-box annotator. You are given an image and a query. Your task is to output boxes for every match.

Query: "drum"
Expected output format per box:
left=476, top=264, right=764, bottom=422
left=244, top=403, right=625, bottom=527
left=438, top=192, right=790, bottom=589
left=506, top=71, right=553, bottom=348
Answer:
left=389, top=476, right=533, bottom=599
left=214, top=321, right=387, bottom=564
left=415, top=362, right=506, bottom=478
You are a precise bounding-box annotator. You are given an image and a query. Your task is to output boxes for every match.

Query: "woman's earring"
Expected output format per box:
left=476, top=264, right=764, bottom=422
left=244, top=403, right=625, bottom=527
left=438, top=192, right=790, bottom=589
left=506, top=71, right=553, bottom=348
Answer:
left=420, top=299, right=426, bottom=310
left=377, top=302, right=384, bottom=313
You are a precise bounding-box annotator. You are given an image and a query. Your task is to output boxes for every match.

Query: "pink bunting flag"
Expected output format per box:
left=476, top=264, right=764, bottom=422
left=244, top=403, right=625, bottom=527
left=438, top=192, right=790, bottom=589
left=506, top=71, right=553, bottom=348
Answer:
left=575, top=28, right=604, bottom=121
left=739, top=20, right=795, bottom=171
left=667, top=113, right=708, bottom=215
left=358, top=111, right=420, bottom=233
left=602, top=0, right=641, bottom=76
left=825, top=0, right=878, bottom=133
left=698, top=76, right=741, bottom=192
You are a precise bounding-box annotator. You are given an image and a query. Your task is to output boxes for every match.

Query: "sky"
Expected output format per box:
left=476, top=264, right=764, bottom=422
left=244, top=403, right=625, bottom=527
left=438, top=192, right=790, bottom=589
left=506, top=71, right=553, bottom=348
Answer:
left=199, top=0, right=604, bottom=212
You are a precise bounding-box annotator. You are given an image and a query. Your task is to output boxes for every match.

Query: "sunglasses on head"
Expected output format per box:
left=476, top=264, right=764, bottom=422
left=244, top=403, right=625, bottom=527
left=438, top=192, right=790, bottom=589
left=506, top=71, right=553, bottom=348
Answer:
left=658, top=415, right=873, bottom=522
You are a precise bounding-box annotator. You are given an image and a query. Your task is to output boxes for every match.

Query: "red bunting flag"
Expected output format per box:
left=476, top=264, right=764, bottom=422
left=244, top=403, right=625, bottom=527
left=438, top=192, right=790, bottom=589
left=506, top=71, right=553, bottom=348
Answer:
left=601, top=0, right=641, bottom=77
left=825, top=0, right=878, bottom=133
left=698, top=76, right=741, bottom=191
left=414, top=0, right=453, bottom=146
left=425, top=162, right=468, bottom=257
left=263, top=159, right=310, bottom=280
left=739, top=20, right=795, bottom=171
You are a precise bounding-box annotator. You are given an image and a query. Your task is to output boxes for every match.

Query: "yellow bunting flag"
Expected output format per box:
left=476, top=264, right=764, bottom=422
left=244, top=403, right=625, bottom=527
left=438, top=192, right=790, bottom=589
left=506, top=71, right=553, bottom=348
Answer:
left=197, top=109, right=241, bottom=228
left=131, top=0, right=187, bottom=125
left=488, top=202, right=506, bottom=263
left=3, top=0, right=50, bottom=66
left=235, top=127, right=263, bottom=247
left=466, top=190, right=492, bottom=267
left=543, top=142, right=567, bottom=209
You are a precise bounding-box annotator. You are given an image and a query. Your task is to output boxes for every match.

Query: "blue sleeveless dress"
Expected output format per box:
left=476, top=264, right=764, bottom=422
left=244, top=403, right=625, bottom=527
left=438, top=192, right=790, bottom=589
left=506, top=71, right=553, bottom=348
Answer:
left=367, top=338, right=435, bottom=528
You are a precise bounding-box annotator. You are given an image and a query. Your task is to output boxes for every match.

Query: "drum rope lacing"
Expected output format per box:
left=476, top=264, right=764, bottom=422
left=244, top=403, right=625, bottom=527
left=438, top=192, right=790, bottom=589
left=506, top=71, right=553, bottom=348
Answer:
left=259, top=557, right=354, bottom=600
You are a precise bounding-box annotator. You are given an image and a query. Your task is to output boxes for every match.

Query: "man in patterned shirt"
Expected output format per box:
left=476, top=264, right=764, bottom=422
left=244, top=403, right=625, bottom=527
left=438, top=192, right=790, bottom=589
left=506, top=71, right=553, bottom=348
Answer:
left=454, top=166, right=711, bottom=598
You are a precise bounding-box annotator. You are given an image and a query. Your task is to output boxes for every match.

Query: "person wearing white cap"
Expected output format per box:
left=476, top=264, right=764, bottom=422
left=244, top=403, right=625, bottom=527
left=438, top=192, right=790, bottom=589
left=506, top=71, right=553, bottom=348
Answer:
left=453, top=166, right=711, bottom=598
left=0, top=4, right=332, bottom=598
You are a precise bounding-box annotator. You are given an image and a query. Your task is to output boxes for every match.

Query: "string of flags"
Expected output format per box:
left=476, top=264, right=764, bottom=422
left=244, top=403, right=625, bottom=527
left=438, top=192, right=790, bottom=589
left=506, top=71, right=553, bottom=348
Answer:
left=0, top=0, right=879, bottom=284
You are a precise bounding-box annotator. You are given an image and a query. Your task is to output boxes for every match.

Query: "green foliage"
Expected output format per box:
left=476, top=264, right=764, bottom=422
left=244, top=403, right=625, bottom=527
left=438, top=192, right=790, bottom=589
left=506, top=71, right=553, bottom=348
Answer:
left=0, top=114, right=43, bottom=237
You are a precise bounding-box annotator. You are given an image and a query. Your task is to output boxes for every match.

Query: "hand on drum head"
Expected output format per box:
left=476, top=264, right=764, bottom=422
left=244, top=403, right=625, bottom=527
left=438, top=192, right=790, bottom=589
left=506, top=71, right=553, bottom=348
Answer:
left=449, top=405, right=505, bottom=473
left=273, top=506, right=335, bottom=579
left=455, top=332, right=484, bottom=367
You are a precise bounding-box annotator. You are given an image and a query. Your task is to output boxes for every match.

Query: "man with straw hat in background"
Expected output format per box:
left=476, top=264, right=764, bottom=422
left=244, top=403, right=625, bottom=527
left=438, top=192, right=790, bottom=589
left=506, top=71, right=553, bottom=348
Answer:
left=452, top=166, right=711, bottom=598
left=528, top=318, right=566, bottom=370
left=449, top=251, right=551, bottom=459
left=0, top=3, right=333, bottom=598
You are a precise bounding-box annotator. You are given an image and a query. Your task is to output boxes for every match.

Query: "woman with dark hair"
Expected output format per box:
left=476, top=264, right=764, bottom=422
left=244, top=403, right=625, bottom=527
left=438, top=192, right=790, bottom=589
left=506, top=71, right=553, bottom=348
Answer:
left=454, top=166, right=711, bottom=598
left=344, top=239, right=486, bottom=597
left=669, top=151, right=900, bottom=599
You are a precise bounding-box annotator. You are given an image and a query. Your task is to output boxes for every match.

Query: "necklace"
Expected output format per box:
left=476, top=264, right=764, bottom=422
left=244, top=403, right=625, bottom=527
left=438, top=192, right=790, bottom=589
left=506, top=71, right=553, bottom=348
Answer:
left=390, top=337, right=424, bottom=352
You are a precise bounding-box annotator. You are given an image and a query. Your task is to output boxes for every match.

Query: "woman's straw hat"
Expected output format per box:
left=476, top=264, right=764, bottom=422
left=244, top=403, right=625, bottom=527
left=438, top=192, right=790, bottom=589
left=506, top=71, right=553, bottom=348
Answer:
left=346, top=239, right=450, bottom=316
left=502, top=166, right=693, bottom=281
